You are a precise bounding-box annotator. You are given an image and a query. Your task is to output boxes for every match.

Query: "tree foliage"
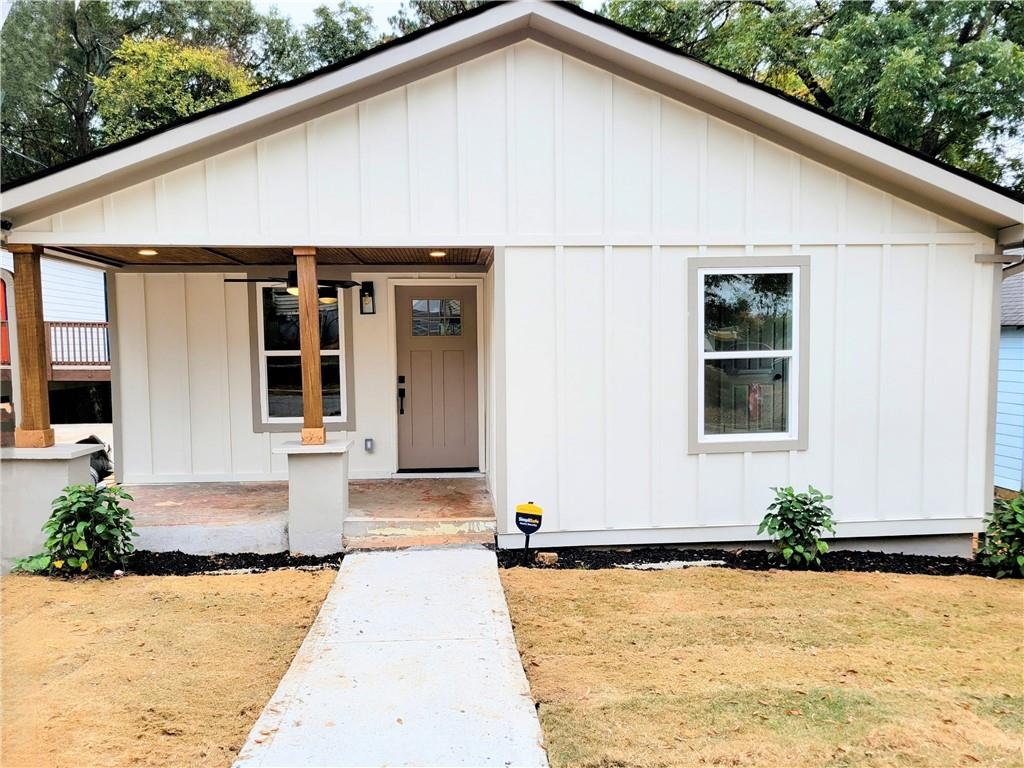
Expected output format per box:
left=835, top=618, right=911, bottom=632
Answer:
left=387, top=1, right=484, bottom=37
left=0, top=0, right=377, bottom=184
left=92, top=38, right=255, bottom=144
left=601, top=0, right=1024, bottom=191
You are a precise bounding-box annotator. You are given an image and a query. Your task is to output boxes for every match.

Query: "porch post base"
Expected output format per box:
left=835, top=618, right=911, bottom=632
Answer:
left=273, top=439, right=351, bottom=556
left=300, top=427, right=326, bottom=445
left=14, top=427, right=55, bottom=448
left=0, top=443, right=103, bottom=572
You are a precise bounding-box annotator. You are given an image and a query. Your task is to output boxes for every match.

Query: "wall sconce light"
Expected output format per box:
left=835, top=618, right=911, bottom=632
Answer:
left=359, top=281, right=376, bottom=314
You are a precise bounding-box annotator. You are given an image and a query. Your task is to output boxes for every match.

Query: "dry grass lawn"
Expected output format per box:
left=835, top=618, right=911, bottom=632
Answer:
left=1, top=569, right=335, bottom=767
left=501, top=567, right=1024, bottom=768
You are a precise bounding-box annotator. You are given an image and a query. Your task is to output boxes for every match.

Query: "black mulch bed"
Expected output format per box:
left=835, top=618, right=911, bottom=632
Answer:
left=125, top=550, right=344, bottom=576
left=496, top=545, right=1003, bottom=578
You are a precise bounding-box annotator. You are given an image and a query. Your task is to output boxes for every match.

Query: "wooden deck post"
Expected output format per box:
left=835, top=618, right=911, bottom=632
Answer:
left=9, top=244, right=54, bottom=448
left=294, top=247, right=325, bottom=445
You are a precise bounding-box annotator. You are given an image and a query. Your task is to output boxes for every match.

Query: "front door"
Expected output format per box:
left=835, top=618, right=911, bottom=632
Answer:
left=396, top=285, right=478, bottom=470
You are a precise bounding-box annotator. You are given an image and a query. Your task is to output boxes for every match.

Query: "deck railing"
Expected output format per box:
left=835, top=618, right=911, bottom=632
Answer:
left=46, top=321, right=110, bottom=368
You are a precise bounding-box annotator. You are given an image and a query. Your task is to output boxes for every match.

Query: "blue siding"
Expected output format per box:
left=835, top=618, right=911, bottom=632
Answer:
left=995, top=327, right=1024, bottom=491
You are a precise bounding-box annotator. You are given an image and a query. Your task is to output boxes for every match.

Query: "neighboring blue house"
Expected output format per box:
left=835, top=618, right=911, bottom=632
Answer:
left=995, top=271, right=1024, bottom=493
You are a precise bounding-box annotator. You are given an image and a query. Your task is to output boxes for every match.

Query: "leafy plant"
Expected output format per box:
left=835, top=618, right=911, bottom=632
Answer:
left=12, top=485, right=136, bottom=575
left=758, top=485, right=836, bottom=568
left=980, top=494, right=1024, bottom=578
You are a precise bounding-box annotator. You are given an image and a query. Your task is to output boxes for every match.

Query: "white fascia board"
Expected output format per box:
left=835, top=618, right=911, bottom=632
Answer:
left=526, top=4, right=1023, bottom=233
left=1, top=2, right=534, bottom=224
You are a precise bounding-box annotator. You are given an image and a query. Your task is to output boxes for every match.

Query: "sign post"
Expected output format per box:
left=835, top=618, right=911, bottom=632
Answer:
left=515, top=502, right=543, bottom=565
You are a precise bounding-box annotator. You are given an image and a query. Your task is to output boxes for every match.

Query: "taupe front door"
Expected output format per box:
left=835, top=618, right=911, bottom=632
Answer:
left=396, top=286, right=478, bottom=470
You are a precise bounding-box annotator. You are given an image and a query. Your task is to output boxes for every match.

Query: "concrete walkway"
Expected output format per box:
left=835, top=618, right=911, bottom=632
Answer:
left=234, top=548, right=548, bottom=768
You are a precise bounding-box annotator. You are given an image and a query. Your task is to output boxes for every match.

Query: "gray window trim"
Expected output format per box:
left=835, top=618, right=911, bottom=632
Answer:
left=687, top=255, right=810, bottom=454
left=248, top=281, right=357, bottom=433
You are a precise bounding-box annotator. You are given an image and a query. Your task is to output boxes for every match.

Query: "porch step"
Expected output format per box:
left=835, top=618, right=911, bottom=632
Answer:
left=343, top=516, right=496, bottom=551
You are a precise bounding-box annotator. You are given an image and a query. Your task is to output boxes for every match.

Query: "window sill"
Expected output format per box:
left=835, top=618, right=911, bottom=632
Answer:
left=254, top=419, right=355, bottom=434
left=688, top=435, right=806, bottom=454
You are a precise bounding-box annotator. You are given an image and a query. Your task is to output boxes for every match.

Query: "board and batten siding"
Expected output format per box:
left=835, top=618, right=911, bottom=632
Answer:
left=995, top=327, right=1024, bottom=492
left=112, top=270, right=491, bottom=484
left=12, top=40, right=983, bottom=247
left=499, top=241, right=994, bottom=545
left=33, top=39, right=997, bottom=542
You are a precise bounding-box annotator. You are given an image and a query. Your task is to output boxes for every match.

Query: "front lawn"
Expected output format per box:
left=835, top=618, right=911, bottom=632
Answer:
left=1, top=569, right=334, bottom=767
left=501, top=567, right=1023, bottom=768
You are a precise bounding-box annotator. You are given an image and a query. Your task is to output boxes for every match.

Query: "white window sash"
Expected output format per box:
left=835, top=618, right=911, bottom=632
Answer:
left=696, top=266, right=800, bottom=443
left=256, top=283, right=347, bottom=424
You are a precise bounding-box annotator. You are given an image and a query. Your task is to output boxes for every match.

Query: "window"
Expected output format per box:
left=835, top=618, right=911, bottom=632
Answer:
left=254, top=285, right=351, bottom=428
left=689, top=257, right=809, bottom=453
left=411, top=298, right=462, bottom=336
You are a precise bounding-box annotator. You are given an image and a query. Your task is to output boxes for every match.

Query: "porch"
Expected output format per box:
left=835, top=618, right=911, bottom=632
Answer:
left=127, top=477, right=496, bottom=553
left=1, top=242, right=498, bottom=567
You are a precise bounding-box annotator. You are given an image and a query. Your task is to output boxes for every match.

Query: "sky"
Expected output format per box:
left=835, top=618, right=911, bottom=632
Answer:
left=255, top=1, right=602, bottom=35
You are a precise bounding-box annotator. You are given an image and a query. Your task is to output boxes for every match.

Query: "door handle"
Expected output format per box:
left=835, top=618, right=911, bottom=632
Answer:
left=398, top=387, right=406, bottom=415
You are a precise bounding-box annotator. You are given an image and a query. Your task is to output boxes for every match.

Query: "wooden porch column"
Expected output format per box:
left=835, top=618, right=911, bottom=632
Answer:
left=9, top=244, right=54, bottom=448
left=294, top=247, right=325, bottom=445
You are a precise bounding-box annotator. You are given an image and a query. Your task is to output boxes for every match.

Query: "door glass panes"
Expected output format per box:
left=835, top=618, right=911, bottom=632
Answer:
left=412, top=298, right=462, bottom=336
left=262, top=288, right=340, bottom=350
left=266, top=356, right=342, bottom=418
left=703, top=273, right=792, bottom=352
left=703, top=357, right=789, bottom=434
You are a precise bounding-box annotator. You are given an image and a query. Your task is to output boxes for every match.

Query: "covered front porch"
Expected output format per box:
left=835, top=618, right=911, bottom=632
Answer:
left=1, top=242, right=498, bottom=566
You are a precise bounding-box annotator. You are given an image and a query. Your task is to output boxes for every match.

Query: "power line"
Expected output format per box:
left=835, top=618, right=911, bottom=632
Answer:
left=0, top=143, right=48, bottom=168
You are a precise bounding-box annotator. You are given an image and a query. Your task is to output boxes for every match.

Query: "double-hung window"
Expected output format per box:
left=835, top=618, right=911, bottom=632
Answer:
left=689, top=257, right=809, bottom=453
left=254, top=284, right=350, bottom=428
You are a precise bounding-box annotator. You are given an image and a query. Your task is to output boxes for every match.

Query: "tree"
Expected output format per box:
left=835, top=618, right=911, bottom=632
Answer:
left=387, top=1, right=483, bottom=37
left=601, top=0, right=1024, bottom=191
left=0, top=0, right=176, bottom=182
left=0, top=0, right=330, bottom=184
left=305, top=2, right=378, bottom=67
left=92, top=38, right=255, bottom=144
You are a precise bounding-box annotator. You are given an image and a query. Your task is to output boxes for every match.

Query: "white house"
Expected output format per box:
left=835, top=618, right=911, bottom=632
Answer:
left=2, top=1, right=1022, bottom=556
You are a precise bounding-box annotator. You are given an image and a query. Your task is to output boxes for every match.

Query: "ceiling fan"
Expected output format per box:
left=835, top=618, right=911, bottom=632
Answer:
left=224, top=270, right=360, bottom=305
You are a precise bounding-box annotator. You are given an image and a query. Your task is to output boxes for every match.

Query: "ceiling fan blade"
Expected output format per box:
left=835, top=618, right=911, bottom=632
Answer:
left=317, top=279, right=361, bottom=289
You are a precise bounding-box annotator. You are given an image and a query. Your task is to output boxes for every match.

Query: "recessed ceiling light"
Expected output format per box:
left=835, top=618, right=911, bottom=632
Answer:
left=429, top=250, right=447, bottom=258
left=137, top=248, right=158, bottom=256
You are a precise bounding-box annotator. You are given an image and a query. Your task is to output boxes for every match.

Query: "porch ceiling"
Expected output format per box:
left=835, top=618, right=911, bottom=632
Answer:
left=46, top=245, right=493, bottom=269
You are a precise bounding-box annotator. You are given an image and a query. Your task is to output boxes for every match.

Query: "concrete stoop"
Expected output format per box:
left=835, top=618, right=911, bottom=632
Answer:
left=233, top=548, right=548, bottom=768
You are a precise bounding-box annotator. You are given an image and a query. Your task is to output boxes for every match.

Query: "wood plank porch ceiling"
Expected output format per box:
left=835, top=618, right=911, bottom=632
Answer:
left=49, top=245, right=493, bottom=268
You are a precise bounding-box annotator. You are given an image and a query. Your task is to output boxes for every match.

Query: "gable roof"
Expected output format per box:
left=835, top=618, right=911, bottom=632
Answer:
left=2, top=0, right=1021, bottom=235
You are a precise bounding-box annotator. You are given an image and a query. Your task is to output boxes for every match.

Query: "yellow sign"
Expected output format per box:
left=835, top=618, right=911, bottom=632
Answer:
left=515, top=502, right=543, bottom=536
left=515, top=502, right=543, bottom=517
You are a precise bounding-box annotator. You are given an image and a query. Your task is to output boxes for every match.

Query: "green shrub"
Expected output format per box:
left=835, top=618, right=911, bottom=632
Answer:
left=12, top=484, right=136, bottom=575
left=980, top=494, right=1024, bottom=578
left=758, top=486, right=836, bottom=568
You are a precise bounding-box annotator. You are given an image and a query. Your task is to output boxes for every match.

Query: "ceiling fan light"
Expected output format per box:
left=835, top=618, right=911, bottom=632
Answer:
left=429, top=250, right=446, bottom=258
left=137, top=248, right=158, bottom=256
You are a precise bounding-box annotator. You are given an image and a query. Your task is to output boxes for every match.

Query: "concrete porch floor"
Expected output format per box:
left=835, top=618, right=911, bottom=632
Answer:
left=125, top=478, right=496, bottom=554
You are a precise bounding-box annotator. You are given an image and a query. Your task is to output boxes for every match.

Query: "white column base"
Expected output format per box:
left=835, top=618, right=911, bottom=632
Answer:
left=0, top=444, right=104, bottom=572
left=273, top=440, right=352, bottom=556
